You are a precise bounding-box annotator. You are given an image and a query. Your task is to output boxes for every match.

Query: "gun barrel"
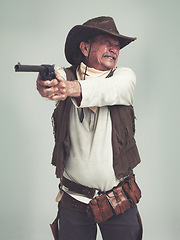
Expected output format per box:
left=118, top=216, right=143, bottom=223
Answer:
left=14, top=63, right=46, bottom=72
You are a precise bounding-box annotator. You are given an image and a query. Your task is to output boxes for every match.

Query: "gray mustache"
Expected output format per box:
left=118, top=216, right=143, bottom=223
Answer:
left=103, top=52, right=117, bottom=59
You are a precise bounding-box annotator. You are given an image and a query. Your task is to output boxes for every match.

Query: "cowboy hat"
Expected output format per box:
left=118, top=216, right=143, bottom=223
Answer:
left=65, top=16, right=137, bottom=65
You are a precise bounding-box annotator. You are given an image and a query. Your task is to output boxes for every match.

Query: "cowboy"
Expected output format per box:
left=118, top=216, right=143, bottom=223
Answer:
left=37, top=16, right=142, bottom=240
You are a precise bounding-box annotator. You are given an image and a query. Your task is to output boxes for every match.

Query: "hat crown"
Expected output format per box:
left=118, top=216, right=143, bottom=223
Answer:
left=83, top=16, right=119, bottom=35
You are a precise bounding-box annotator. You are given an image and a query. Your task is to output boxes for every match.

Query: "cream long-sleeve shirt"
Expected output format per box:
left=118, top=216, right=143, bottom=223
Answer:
left=56, top=62, right=136, bottom=203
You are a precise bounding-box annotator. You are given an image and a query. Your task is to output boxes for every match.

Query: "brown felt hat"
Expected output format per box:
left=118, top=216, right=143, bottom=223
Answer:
left=65, top=16, right=137, bottom=65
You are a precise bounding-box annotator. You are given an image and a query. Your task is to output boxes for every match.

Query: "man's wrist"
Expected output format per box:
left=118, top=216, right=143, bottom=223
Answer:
left=67, top=81, right=81, bottom=98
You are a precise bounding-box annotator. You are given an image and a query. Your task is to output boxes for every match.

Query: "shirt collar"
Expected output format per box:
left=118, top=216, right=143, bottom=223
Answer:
left=76, top=62, right=113, bottom=80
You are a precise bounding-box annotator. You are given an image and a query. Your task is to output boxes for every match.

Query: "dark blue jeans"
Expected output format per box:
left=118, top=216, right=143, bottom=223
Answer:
left=58, top=205, right=141, bottom=240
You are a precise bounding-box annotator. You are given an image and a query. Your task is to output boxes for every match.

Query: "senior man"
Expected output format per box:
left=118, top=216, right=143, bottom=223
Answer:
left=37, top=16, right=142, bottom=240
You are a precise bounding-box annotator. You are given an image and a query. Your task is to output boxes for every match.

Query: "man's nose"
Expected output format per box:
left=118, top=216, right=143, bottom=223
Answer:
left=109, top=45, right=119, bottom=54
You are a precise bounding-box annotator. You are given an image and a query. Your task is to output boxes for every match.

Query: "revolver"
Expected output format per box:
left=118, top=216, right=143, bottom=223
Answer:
left=14, top=62, right=56, bottom=81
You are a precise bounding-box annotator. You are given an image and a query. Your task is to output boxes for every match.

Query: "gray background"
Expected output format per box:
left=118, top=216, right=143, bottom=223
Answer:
left=0, top=0, right=179, bottom=239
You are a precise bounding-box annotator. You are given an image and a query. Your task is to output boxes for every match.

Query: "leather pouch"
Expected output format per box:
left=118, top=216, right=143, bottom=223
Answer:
left=106, top=186, right=130, bottom=215
left=89, top=186, right=131, bottom=223
left=123, top=175, right=141, bottom=205
left=89, top=194, right=114, bottom=223
left=88, top=175, right=141, bottom=223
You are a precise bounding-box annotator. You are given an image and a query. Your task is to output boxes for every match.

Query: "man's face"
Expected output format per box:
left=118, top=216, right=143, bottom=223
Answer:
left=86, top=34, right=120, bottom=71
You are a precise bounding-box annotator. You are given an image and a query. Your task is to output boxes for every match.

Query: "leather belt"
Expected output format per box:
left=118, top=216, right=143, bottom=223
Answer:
left=61, top=177, right=96, bottom=199
left=58, top=192, right=89, bottom=214
left=59, top=175, right=142, bottom=225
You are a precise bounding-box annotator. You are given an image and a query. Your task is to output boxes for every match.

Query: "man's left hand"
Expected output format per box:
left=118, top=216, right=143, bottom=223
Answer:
left=36, top=68, right=81, bottom=101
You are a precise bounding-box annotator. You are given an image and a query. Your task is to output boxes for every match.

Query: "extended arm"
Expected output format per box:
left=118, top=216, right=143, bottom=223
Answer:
left=36, top=67, right=135, bottom=106
left=77, top=67, right=136, bottom=107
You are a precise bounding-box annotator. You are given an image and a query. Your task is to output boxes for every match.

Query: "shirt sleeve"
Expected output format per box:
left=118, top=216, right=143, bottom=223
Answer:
left=78, top=67, right=136, bottom=107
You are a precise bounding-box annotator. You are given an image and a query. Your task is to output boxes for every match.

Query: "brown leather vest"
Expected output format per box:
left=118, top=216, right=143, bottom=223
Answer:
left=51, top=66, right=141, bottom=179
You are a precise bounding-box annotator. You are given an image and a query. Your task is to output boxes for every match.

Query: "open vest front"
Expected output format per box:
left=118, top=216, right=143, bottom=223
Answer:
left=51, top=66, right=141, bottom=179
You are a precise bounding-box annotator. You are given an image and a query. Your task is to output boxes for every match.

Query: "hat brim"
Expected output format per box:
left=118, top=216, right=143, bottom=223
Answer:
left=65, top=25, right=137, bottom=65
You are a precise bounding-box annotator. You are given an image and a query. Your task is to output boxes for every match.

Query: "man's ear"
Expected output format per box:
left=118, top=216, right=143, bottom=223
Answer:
left=79, top=42, right=90, bottom=57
